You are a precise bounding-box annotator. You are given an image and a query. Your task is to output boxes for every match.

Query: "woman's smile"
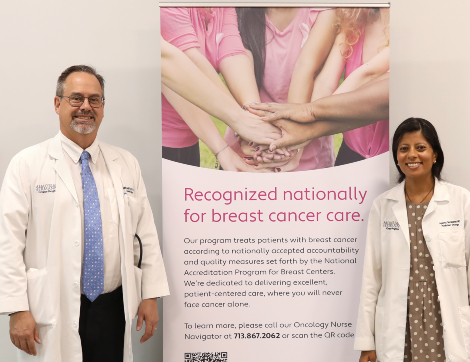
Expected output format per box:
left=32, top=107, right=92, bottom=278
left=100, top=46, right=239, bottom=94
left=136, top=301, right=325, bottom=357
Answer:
left=405, top=162, right=422, bottom=169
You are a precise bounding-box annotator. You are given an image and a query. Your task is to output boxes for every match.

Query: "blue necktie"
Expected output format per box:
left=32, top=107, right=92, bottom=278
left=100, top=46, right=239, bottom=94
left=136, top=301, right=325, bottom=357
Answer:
left=80, top=151, right=104, bottom=302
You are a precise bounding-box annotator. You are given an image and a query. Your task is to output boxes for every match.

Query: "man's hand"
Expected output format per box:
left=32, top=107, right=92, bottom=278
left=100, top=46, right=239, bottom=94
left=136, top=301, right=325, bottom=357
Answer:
left=136, top=298, right=159, bottom=343
left=246, top=102, right=317, bottom=124
left=359, top=350, right=377, bottom=362
left=10, top=311, right=41, bottom=356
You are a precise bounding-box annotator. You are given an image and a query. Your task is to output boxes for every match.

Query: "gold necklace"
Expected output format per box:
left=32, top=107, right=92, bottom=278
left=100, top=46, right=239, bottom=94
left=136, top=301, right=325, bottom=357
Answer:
left=405, top=183, right=434, bottom=203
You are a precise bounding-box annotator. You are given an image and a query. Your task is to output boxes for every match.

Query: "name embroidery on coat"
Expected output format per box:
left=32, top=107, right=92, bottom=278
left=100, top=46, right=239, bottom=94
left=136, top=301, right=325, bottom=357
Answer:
left=439, top=220, right=460, bottom=227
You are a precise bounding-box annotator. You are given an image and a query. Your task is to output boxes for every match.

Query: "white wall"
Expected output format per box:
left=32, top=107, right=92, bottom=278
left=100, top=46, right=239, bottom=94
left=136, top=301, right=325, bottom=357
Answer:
left=1, top=1, right=469, bottom=361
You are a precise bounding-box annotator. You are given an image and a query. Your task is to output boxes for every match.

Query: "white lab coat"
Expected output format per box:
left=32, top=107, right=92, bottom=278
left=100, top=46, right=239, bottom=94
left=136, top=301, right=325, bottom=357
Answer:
left=0, top=133, right=169, bottom=362
left=355, top=179, right=470, bottom=362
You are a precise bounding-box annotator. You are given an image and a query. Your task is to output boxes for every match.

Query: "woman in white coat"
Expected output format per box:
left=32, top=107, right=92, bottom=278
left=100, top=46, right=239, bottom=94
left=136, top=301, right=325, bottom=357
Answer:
left=355, top=118, right=470, bottom=362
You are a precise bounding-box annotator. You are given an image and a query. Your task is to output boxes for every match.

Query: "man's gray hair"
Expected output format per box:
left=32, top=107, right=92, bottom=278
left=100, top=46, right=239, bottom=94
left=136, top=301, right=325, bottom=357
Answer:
left=56, top=65, right=105, bottom=97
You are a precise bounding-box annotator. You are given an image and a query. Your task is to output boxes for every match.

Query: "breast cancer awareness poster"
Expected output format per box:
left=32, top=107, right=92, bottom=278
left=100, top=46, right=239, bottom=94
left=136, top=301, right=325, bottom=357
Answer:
left=161, top=6, right=390, bottom=361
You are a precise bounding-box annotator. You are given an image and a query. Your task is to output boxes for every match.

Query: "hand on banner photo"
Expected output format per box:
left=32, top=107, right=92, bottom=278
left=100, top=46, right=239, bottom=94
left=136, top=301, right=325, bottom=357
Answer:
left=231, top=111, right=282, bottom=146
left=266, top=119, right=316, bottom=151
left=217, top=147, right=272, bottom=172
left=247, top=102, right=316, bottom=124
left=254, top=145, right=298, bottom=162
left=244, top=79, right=390, bottom=153
left=239, top=140, right=303, bottom=172
left=240, top=141, right=297, bottom=162
left=136, top=298, right=159, bottom=343
left=244, top=152, right=303, bottom=172
left=359, top=350, right=377, bottom=362
left=244, top=103, right=320, bottom=152
left=9, top=311, right=41, bottom=356
left=263, top=150, right=303, bottom=172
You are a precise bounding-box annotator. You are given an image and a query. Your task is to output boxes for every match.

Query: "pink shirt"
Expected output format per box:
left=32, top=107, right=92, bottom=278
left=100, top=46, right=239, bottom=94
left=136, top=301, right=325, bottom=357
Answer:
left=161, top=7, right=246, bottom=148
left=224, top=8, right=335, bottom=171
left=343, top=31, right=389, bottom=159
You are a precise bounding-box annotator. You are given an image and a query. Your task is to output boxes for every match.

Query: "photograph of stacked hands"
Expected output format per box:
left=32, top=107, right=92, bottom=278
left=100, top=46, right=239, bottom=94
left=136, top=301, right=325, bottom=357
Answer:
left=161, top=7, right=389, bottom=173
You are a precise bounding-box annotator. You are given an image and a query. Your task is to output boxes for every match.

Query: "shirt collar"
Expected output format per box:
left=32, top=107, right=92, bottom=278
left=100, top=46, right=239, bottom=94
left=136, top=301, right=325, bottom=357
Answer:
left=59, top=131, right=100, bottom=165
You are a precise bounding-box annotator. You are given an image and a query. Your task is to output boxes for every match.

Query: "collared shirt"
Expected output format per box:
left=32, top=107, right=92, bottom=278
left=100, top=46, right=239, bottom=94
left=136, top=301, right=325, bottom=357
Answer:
left=60, top=131, right=122, bottom=294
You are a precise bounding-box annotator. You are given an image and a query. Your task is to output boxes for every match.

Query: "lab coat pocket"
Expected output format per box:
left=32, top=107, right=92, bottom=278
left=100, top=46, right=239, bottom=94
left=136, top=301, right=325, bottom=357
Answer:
left=26, top=268, right=57, bottom=326
left=459, top=305, right=470, bottom=358
left=439, top=230, right=466, bottom=268
left=130, top=266, right=143, bottom=319
left=375, top=306, right=384, bottom=361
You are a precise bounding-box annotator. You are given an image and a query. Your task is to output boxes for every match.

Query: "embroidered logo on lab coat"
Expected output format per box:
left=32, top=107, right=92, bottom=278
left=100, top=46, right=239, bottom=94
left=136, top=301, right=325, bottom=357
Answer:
left=383, top=221, right=400, bottom=230
left=35, top=184, right=56, bottom=193
left=123, top=186, right=134, bottom=194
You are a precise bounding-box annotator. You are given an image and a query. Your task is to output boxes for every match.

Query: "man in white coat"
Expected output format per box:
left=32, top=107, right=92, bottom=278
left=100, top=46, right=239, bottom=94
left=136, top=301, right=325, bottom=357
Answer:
left=0, top=65, right=169, bottom=362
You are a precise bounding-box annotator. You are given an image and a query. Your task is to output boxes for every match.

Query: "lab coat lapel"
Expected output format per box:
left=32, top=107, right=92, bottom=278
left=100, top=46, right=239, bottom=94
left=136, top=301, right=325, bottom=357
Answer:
left=48, top=134, right=78, bottom=204
left=100, top=143, right=132, bottom=332
left=100, top=144, right=126, bottom=237
left=387, top=182, right=411, bottom=245
left=392, top=198, right=410, bottom=245
left=424, top=198, right=438, bottom=219
left=387, top=179, right=449, bottom=245
left=423, top=179, right=449, bottom=220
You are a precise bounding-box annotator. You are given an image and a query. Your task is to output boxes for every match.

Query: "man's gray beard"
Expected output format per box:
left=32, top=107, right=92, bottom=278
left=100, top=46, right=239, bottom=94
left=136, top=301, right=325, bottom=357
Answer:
left=70, top=119, right=96, bottom=134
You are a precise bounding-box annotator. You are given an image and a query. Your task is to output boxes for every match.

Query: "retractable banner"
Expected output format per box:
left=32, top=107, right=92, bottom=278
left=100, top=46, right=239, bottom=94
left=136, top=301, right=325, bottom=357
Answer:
left=162, top=6, right=390, bottom=362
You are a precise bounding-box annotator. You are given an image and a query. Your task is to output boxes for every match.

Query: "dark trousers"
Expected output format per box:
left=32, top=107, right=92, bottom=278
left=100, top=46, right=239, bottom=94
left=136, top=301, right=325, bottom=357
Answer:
left=162, top=143, right=200, bottom=167
left=334, top=140, right=365, bottom=166
left=79, top=286, right=125, bottom=362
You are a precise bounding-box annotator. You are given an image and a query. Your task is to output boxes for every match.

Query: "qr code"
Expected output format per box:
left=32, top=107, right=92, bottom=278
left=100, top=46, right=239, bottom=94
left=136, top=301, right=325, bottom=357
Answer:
left=184, top=352, right=228, bottom=362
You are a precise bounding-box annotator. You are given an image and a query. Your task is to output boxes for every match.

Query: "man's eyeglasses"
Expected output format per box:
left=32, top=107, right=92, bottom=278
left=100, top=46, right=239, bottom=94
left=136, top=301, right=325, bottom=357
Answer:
left=60, top=95, right=105, bottom=108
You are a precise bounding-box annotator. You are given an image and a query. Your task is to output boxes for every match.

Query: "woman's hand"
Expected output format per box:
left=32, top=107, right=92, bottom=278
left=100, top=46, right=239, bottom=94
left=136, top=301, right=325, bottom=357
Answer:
left=240, top=140, right=298, bottom=163
left=359, top=350, right=377, bottom=362
left=253, top=146, right=298, bottom=163
left=244, top=150, right=303, bottom=172
left=231, top=111, right=281, bottom=145
left=245, top=159, right=289, bottom=172
left=217, top=147, right=273, bottom=172
left=265, top=119, right=315, bottom=150
left=271, top=149, right=303, bottom=172
left=239, top=140, right=269, bottom=159
left=246, top=102, right=317, bottom=124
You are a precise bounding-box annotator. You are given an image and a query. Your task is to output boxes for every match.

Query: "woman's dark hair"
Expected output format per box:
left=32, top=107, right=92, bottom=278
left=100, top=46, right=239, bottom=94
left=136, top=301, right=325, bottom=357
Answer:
left=392, top=117, right=444, bottom=183
left=236, top=8, right=274, bottom=90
